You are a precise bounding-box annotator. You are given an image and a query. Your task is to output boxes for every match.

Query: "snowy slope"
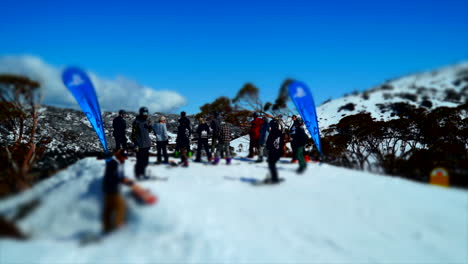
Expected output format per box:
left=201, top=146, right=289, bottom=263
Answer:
left=1, top=156, right=467, bottom=263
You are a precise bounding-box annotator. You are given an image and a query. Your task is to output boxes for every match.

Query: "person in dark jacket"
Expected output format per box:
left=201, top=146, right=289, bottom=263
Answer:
left=178, top=111, right=192, bottom=156
left=213, top=120, right=232, bottom=165
left=131, top=106, right=152, bottom=179
left=112, top=110, right=127, bottom=150
left=248, top=112, right=263, bottom=158
left=210, top=111, right=220, bottom=155
left=294, top=118, right=309, bottom=173
left=265, top=119, right=285, bottom=183
left=289, top=115, right=300, bottom=163
left=195, top=117, right=212, bottom=162
left=153, top=116, right=169, bottom=164
left=256, top=116, right=270, bottom=162
left=102, top=149, right=135, bottom=233
left=176, top=116, right=191, bottom=167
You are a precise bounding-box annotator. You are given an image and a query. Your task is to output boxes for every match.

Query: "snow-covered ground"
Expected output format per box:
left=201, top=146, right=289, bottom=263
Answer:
left=317, top=62, right=468, bottom=129
left=1, top=154, right=467, bottom=263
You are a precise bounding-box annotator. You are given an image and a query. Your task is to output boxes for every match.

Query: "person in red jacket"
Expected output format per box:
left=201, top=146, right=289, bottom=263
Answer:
left=248, top=112, right=264, bottom=158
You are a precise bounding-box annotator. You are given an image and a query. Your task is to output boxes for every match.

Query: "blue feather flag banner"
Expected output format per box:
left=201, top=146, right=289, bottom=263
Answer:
left=62, top=67, right=108, bottom=153
left=288, top=81, right=323, bottom=155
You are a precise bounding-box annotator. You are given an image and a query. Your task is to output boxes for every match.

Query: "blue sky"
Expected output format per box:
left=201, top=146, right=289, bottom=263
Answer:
left=1, top=0, right=467, bottom=113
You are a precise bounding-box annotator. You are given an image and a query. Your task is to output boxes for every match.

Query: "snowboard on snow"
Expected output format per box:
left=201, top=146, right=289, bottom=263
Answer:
left=131, top=185, right=158, bottom=205
left=79, top=233, right=103, bottom=246
left=224, top=176, right=285, bottom=185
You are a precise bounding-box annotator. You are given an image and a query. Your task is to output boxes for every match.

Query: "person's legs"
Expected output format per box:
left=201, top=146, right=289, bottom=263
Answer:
left=248, top=136, right=254, bottom=158
left=267, top=155, right=279, bottom=182
left=114, top=195, right=126, bottom=229
left=203, top=139, right=212, bottom=160
left=156, top=141, right=163, bottom=163
left=162, top=141, right=168, bottom=163
left=102, top=194, right=125, bottom=233
left=142, top=147, right=150, bottom=172
left=223, top=143, right=231, bottom=159
left=135, top=149, right=144, bottom=177
left=135, top=148, right=150, bottom=177
left=120, top=136, right=127, bottom=150
left=181, top=147, right=188, bottom=164
left=102, top=194, right=113, bottom=233
left=115, top=137, right=122, bottom=150
left=291, top=141, right=298, bottom=162
left=297, top=146, right=307, bottom=173
left=254, top=139, right=260, bottom=156
left=211, top=136, right=218, bottom=154
left=196, top=140, right=203, bottom=161
left=257, top=145, right=265, bottom=161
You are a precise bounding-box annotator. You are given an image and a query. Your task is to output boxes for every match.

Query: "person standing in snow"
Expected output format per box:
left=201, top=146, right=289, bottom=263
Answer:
left=195, top=117, right=212, bottom=162
left=264, top=119, right=285, bottom=183
left=213, top=120, right=232, bottom=165
left=294, top=118, right=309, bottom=174
left=153, top=116, right=169, bottom=164
left=256, top=116, right=270, bottom=163
left=248, top=112, right=263, bottom=158
left=178, top=111, right=192, bottom=157
left=210, top=111, right=221, bottom=155
left=131, top=106, right=152, bottom=179
left=176, top=114, right=191, bottom=167
left=102, top=149, right=135, bottom=233
left=289, top=115, right=300, bottom=163
left=112, top=109, right=127, bottom=151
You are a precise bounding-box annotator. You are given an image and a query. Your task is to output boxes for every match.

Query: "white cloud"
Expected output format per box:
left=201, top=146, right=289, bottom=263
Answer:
left=0, top=55, right=186, bottom=113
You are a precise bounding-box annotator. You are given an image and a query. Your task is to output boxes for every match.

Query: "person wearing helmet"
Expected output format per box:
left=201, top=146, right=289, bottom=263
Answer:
left=102, top=149, right=135, bottom=233
left=112, top=109, right=127, bottom=150
left=131, top=106, right=153, bottom=179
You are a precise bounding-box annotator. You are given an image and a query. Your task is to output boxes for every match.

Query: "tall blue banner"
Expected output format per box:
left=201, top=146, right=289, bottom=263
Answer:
left=288, top=81, right=323, bottom=155
left=62, top=67, right=108, bottom=153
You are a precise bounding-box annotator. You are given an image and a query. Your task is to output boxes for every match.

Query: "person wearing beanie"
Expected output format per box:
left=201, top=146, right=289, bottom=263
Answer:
left=153, top=116, right=169, bottom=164
left=195, top=117, right=212, bottom=162
left=102, top=149, right=135, bottom=233
left=112, top=109, right=127, bottom=150
left=131, top=106, right=152, bottom=179
left=213, top=120, right=232, bottom=165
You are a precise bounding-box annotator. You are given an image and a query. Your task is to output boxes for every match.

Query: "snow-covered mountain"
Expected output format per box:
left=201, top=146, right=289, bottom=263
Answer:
left=1, top=63, right=467, bottom=263
left=318, top=62, right=468, bottom=129
left=0, top=106, right=241, bottom=175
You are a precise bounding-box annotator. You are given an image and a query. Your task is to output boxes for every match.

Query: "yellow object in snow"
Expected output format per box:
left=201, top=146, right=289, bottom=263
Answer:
left=430, top=167, right=450, bottom=187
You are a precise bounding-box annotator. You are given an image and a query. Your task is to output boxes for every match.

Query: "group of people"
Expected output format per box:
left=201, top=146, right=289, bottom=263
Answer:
left=112, top=107, right=311, bottom=182
left=247, top=113, right=310, bottom=183
left=111, top=107, right=236, bottom=179
left=103, top=107, right=311, bottom=233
